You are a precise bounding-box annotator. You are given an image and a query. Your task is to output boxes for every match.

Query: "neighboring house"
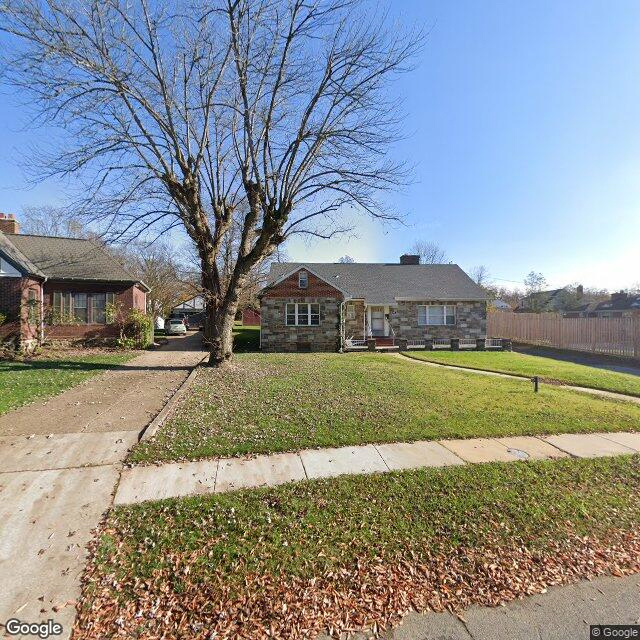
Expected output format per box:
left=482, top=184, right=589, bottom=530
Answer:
left=564, top=291, right=640, bottom=318
left=492, top=299, right=512, bottom=312
left=242, top=308, right=261, bottom=326
left=172, top=294, right=205, bottom=317
left=259, top=255, right=488, bottom=352
left=0, top=214, right=149, bottom=349
left=515, top=287, right=573, bottom=313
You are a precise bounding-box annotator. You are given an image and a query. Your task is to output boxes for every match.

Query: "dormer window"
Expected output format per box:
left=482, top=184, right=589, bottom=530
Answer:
left=298, top=270, right=308, bottom=289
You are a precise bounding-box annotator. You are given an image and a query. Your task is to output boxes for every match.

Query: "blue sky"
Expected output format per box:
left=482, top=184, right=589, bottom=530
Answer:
left=1, top=0, right=639, bottom=290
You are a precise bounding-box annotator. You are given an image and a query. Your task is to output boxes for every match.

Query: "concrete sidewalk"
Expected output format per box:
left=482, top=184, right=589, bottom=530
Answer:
left=0, top=334, right=206, bottom=639
left=115, top=430, right=640, bottom=505
left=336, top=573, right=640, bottom=640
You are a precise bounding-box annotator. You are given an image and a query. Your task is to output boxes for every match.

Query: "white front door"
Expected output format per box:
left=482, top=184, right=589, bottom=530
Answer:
left=370, top=306, right=385, bottom=336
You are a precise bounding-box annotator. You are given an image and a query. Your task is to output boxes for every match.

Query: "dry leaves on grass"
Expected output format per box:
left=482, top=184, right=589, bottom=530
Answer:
left=73, top=528, right=640, bottom=640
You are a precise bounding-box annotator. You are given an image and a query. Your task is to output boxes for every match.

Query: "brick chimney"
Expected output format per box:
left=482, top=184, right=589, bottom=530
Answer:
left=0, top=213, right=20, bottom=234
left=400, top=254, right=420, bottom=265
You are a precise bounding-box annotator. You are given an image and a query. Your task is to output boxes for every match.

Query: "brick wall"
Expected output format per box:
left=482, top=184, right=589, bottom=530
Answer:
left=0, top=276, right=41, bottom=344
left=390, top=301, right=487, bottom=339
left=42, top=281, right=144, bottom=340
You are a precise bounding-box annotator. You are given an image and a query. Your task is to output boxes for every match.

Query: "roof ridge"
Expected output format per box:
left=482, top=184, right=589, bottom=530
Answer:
left=15, top=233, right=99, bottom=241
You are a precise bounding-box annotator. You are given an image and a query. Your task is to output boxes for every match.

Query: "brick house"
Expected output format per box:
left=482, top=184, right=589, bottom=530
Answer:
left=0, top=215, right=149, bottom=350
left=259, top=255, right=488, bottom=352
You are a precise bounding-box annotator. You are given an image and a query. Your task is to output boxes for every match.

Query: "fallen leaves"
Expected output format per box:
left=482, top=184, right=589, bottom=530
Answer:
left=73, top=528, right=640, bottom=640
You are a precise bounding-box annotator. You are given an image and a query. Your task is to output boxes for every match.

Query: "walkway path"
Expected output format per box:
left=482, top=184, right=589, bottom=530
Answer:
left=0, top=334, right=206, bottom=640
left=396, top=352, right=640, bottom=405
left=115, top=430, right=640, bottom=505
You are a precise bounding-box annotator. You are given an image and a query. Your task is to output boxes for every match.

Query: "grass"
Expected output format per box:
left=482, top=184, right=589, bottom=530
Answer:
left=233, top=323, right=260, bottom=351
left=94, top=455, right=640, bottom=589
left=131, top=352, right=640, bottom=463
left=0, top=353, right=133, bottom=415
left=402, top=350, right=640, bottom=397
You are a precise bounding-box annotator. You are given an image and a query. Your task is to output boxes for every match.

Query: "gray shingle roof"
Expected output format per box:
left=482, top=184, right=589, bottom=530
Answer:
left=1, top=232, right=140, bottom=283
left=266, top=262, right=488, bottom=304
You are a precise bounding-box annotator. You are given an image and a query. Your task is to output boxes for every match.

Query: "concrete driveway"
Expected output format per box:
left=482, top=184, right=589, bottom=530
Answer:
left=0, top=333, right=206, bottom=639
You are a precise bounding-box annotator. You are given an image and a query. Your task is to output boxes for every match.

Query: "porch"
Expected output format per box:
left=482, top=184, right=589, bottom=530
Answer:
left=343, top=337, right=512, bottom=352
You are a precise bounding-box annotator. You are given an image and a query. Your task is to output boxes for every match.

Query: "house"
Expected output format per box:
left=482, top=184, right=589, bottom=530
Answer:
left=0, top=214, right=149, bottom=350
left=172, top=294, right=205, bottom=317
left=492, top=299, right=512, bottom=312
left=514, top=287, right=578, bottom=313
left=259, top=255, right=488, bottom=352
left=242, top=308, right=261, bottom=326
left=564, top=291, right=640, bottom=318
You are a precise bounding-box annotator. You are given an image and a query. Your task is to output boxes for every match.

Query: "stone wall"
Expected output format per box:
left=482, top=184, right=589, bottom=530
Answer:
left=343, top=299, right=365, bottom=340
left=260, top=296, right=341, bottom=352
left=390, top=301, right=487, bottom=339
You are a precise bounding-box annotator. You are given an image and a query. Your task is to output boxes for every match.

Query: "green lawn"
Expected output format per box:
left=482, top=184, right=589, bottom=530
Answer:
left=131, top=352, right=640, bottom=463
left=0, top=353, right=133, bottom=415
left=77, top=456, right=640, bottom=638
left=402, top=350, right=640, bottom=397
left=233, top=323, right=260, bottom=351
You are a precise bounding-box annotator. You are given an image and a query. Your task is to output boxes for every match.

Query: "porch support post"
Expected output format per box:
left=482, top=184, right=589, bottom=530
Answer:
left=367, top=338, right=377, bottom=351
left=398, top=338, right=408, bottom=351
left=451, top=338, right=460, bottom=351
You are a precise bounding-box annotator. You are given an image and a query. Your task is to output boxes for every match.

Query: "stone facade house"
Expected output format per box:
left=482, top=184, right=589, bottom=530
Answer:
left=0, top=214, right=149, bottom=350
left=259, top=255, right=488, bottom=352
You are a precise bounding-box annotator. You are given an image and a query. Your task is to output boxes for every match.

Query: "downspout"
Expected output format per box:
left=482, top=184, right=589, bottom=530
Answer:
left=40, top=276, right=47, bottom=345
left=339, top=300, right=345, bottom=352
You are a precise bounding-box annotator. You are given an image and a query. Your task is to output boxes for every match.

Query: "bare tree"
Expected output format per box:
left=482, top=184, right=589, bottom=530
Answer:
left=524, top=271, right=547, bottom=295
left=470, top=265, right=490, bottom=287
left=338, top=255, right=355, bottom=263
left=123, top=242, right=190, bottom=320
left=410, top=240, right=448, bottom=264
left=0, top=0, right=418, bottom=364
left=20, top=205, right=88, bottom=238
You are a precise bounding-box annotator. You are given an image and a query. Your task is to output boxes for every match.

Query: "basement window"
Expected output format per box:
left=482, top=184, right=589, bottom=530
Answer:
left=298, top=270, right=308, bottom=289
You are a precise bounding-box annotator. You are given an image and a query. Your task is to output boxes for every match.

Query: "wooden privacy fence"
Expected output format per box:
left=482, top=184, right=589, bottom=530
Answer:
left=487, top=312, right=640, bottom=359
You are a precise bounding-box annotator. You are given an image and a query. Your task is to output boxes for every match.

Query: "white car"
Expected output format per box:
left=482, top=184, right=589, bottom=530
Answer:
left=165, top=318, right=187, bottom=335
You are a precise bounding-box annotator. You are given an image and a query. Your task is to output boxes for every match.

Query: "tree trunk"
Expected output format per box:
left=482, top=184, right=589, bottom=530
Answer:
left=206, top=299, right=237, bottom=366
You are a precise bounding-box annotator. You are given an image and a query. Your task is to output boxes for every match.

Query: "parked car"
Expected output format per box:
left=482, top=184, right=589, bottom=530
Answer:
left=165, top=318, right=187, bottom=335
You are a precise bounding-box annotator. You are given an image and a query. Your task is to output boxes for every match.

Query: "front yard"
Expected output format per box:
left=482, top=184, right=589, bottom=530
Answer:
left=402, top=350, right=640, bottom=396
left=76, top=455, right=640, bottom=638
left=0, top=352, right=133, bottom=415
left=131, top=352, right=640, bottom=463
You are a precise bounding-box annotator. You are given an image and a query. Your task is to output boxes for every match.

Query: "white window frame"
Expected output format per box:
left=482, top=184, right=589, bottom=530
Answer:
left=298, top=270, right=308, bottom=289
left=346, top=303, right=355, bottom=320
left=417, top=304, right=456, bottom=326
left=285, top=302, right=320, bottom=326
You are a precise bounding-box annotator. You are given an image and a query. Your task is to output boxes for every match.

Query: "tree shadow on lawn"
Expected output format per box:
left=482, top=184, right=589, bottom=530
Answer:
left=0, top=359, right=193, bottom=374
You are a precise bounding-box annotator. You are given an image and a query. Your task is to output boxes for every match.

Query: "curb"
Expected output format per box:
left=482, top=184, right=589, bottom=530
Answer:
left=138, top=354, right=208, bottom=442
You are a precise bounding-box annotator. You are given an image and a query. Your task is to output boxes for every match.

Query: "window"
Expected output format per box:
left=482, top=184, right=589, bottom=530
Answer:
left=51, top=291, right=118, bottom=324
left=92, top=293, right=107, bottom=324
left=285, top=302, right=320, bottom=326
left=73, top=293, right=88, bottom=323
left=417, top=304, right=456, bottom=326
left=298, top=270, right=308, bottom=289
left=346, top=304, right=355, bottom=320
left=27, top=289, right=38, bottom=324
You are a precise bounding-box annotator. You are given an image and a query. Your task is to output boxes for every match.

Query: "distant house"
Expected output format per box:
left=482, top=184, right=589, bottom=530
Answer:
left=259, top=255, right=488, bottom=352
left=564, top=291, right=640, bottom=318
left=172, top=294, right=205, bottom=317
left=515, top=287, right=575, bottom=313
left=0, top=214, right=149, bottom=350
left=242, top=308, right=261, bottom=326
left=492, top=299, right=512, bottom=312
